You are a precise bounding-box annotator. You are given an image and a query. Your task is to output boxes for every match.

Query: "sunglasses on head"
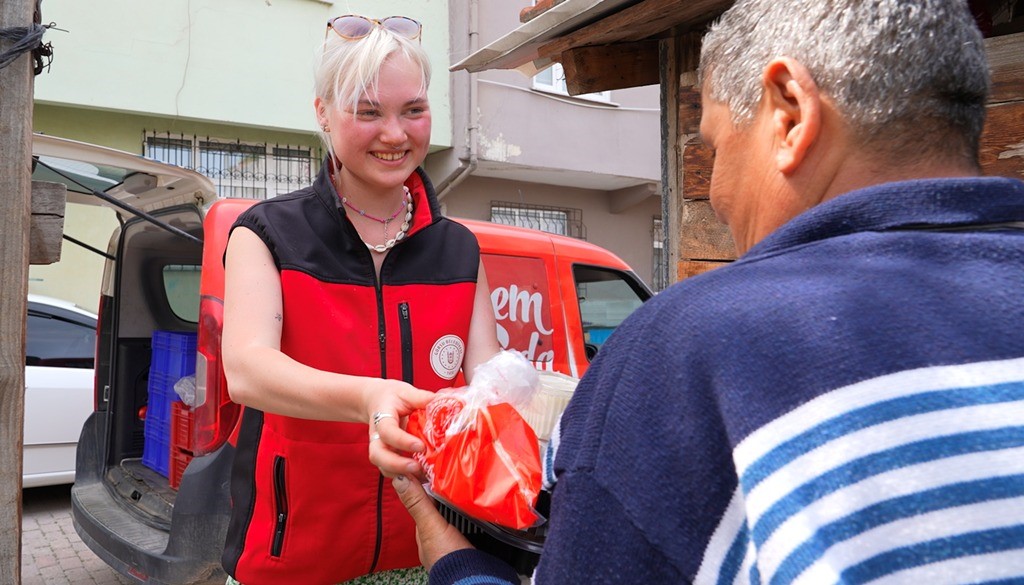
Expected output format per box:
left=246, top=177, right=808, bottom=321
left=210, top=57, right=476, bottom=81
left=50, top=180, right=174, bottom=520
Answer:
left=326, top=15, right=422, bottom=42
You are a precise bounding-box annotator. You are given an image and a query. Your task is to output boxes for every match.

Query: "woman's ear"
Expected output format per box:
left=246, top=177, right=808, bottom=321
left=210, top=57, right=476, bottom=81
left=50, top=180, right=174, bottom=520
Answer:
left=314, top=97, right=329, bottom=128
left=762, top=57, right=821, bottom=174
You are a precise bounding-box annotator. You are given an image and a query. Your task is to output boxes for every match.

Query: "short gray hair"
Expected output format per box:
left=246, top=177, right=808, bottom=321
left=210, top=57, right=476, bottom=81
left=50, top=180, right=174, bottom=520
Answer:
left=313, top=26, right=432, bottom=152
left=698, top=0, right=990, bottom=164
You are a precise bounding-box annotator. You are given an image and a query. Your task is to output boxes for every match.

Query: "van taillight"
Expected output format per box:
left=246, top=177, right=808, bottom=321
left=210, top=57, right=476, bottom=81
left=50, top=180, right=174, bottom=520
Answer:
left=93, top=295, right=113, bottom=411
left=192, top=296, right=240, bottom=456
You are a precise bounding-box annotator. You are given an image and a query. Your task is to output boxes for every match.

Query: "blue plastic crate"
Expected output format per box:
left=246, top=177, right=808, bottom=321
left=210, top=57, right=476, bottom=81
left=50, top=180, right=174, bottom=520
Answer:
left=146, top=371, right=177, bottom=428
left=142, top=427, right=170, bottom=477
left=151, top=330, right=197, bottom=379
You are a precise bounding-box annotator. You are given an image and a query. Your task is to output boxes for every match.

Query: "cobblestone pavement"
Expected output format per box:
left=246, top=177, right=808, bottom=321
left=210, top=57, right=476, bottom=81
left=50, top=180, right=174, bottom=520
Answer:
left=21, top=485, right=132, bottom=585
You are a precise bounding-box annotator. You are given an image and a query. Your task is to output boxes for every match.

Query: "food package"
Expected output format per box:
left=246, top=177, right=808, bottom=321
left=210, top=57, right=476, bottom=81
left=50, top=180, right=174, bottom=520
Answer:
left=407, top=351, right=543, bottom=530
left=517, top=371, right=578, bottom=443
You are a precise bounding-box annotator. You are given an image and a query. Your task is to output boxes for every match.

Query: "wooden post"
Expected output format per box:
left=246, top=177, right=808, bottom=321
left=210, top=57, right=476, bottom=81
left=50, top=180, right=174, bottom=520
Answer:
left=0, top=0, right=37, bottom=582
left=30, top=181, right=67, bottom=265
left=659, top=35, right=681, bottom=288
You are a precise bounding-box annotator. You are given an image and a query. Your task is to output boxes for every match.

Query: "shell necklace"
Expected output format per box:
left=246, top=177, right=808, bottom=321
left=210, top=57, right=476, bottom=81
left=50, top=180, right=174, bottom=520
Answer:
left=342, top=186, right=414, bottom=254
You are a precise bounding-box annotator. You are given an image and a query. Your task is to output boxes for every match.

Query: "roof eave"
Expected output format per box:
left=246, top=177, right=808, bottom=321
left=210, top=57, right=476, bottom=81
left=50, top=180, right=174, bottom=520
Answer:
left=450, top=0, right=640, bottom=73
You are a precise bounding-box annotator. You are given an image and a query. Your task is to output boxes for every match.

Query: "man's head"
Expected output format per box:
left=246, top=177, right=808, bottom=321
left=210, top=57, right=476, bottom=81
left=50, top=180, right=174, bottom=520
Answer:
left=696, top=0, right=990, bottom=253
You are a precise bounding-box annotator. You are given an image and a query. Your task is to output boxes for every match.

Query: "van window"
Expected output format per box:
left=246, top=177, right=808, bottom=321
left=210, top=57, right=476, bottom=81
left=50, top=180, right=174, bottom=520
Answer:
left=574, top=265, right=647, bottom=357
left=163, top=264, right=201, bottom=323
left=26, top=312, right=96, bottom=369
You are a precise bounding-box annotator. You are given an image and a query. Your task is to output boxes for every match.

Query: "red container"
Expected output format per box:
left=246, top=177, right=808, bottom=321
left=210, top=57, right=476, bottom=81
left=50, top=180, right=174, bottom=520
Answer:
left=169, top=448, right=193, bottom=490
left=171, top=401, right=194, bottom=454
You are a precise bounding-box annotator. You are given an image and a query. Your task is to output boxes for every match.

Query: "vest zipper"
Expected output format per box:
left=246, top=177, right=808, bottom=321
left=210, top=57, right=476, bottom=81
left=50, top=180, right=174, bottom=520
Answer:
left=271, top=455, right=288, bottom=557
left=399, top=302, right=413, bottom=384
left=369, top=273, right=387, bottom=574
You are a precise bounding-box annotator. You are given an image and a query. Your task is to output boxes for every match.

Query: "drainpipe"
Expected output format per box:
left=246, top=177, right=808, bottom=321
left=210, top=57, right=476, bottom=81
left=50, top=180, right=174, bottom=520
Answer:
left=437, top=0, right=479, bottom=201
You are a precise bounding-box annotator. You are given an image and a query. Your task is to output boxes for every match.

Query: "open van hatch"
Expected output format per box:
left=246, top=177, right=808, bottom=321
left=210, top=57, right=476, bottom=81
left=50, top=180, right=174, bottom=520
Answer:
left=35, top=134, right=229, bottom=584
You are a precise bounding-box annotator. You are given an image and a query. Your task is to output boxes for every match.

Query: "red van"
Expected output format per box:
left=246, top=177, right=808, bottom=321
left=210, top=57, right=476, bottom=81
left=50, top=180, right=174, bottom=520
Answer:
left=47, top=136, right=651, bottom=584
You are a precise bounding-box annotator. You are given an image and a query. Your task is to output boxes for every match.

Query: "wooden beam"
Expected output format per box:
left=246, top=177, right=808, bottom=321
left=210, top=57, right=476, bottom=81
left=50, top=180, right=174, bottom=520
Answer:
left=0, top=0, right=36, bottom=581
left=560, top=41, right=659, bottom=95
left=678, top=259, right=727, bottom=281
left=30, top=181, right=67, bottom=265
left=986, top=31, right=1024, bottom=104
left=660, top=35, right=682, bottom=287
left=979, top=100, right=1024, bottom=179
left=682, top=135, right=713, bottom=201
left=680, top=199, right=737, bottom=261
left=538, top=0, right=728, bottom=60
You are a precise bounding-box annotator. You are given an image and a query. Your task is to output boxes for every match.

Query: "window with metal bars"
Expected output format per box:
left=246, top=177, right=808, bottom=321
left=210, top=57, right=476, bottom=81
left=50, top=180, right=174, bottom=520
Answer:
left=143, top=131, right=322, bottom=200
left=490, top=201, right=586, bottom=240
left=652, top=216, right=668, bottom=292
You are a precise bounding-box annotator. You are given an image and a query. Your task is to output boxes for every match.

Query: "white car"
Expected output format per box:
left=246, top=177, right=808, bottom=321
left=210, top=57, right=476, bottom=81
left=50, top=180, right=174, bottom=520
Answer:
left=23, top=293, right=97, bottom=488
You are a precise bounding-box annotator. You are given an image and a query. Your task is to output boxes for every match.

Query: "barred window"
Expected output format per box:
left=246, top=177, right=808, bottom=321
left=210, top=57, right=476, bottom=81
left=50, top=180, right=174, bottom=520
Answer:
left=143, top=131, right=322, bottom=200
left=652, top=217, right=668, bottom=292
left=146, top=137, right=193, bottom=169
left=490, top=201, right=586, bottom=240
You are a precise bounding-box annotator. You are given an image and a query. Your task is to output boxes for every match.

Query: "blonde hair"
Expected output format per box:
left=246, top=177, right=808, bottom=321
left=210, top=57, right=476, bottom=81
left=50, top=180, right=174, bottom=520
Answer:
left=314, top=25, right=432, bottom=153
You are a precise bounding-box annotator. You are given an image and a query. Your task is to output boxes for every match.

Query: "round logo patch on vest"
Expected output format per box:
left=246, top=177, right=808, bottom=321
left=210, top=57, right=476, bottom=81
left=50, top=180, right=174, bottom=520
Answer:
left=430, top=335, right=465, bottom=380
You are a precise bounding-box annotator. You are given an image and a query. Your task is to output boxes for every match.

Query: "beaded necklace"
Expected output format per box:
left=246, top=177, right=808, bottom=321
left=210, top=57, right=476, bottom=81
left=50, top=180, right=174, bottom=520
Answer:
left=335, top=177, right=414, bottom=254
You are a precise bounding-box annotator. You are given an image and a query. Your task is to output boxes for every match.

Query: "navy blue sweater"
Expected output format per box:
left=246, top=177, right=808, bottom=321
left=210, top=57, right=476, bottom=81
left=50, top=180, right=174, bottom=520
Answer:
left=431, top=177, right=1024, bottom=585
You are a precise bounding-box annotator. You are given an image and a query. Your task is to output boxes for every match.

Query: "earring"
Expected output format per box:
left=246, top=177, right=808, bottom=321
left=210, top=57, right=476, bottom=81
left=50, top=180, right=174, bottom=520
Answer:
left=321, top=124, right=330, bottom=133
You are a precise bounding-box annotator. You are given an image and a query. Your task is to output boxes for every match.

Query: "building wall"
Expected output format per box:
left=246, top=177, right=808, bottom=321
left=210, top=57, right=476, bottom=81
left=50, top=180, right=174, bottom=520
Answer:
left=467, top=1, right=661, bottom=182
left=472, top=80, right=661, bottom=184
left=440, top=0, right=664, bottom=289
left=30, top=0, right=451, bottom=310
left=34, top=0, right=452, bottom=145
left=444, top=176, right=663, bottom=286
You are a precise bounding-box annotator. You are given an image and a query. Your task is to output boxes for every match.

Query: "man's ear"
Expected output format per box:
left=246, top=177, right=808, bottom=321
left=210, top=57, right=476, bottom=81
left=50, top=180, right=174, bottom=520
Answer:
left=762, top=57, right=821, bottom=174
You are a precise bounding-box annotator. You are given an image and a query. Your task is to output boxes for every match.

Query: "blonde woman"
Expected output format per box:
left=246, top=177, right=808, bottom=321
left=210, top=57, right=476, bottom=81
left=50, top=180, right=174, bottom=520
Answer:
left=221, top=15, right=498, bottom=585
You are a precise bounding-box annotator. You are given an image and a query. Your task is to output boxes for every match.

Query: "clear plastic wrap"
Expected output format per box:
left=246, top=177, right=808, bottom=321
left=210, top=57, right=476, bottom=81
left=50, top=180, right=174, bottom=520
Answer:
left=407, top=351, right=543, bottom=530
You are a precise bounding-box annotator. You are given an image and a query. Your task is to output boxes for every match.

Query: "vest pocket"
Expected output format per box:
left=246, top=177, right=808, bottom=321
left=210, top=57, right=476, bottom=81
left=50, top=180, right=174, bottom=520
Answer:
left=271, top=455, right=288, bottom=557
left=399, top=302, right=413, bottom=384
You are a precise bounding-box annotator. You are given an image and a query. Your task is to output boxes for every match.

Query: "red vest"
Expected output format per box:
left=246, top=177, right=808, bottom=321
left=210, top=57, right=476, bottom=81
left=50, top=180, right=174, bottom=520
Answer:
left=223, top=168, right=480, bottom=585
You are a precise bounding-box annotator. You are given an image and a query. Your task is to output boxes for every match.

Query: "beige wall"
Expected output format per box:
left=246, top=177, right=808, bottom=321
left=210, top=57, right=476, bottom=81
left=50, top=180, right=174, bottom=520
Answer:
left=33, top=104, right=323, bottom=154
left=34, top=0, right=453, bottom=147
left=443, top=176, right=662, bottom=287
left=28, top=104, right=328, bottom=312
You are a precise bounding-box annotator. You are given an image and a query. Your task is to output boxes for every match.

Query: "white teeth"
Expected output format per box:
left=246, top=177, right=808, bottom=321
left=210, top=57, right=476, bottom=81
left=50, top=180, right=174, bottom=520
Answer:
left=373, top=151, right=404, bottom=161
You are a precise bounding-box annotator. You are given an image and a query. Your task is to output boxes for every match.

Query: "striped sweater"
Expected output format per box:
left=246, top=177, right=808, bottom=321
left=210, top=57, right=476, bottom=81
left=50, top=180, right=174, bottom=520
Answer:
left=429, top=176, right=1024, bottom=585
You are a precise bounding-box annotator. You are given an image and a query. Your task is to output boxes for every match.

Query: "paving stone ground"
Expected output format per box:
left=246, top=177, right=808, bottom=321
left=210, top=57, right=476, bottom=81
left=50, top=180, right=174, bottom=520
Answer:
left=21, top=485, right=132, bottom=585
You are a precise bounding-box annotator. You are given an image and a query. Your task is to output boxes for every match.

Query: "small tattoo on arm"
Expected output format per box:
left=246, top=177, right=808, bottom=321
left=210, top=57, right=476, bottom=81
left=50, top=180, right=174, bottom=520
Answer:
left=275, top=313, right=282, bottom=322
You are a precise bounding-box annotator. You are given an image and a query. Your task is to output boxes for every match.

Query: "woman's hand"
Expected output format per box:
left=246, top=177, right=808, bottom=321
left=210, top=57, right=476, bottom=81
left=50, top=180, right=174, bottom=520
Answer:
left=392, top=475, right=473, bottom=570
left=366, top=379, right=435, bottom=477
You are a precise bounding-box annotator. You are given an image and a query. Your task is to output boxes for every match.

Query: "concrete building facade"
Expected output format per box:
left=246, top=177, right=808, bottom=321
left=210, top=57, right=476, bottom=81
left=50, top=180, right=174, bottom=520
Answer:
left=30, top=0, right=662, bottom=311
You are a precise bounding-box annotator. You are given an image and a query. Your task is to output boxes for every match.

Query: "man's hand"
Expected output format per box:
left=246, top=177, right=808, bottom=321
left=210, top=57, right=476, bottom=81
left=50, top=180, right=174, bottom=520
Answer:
left=392, top=476, right=473, bottom=571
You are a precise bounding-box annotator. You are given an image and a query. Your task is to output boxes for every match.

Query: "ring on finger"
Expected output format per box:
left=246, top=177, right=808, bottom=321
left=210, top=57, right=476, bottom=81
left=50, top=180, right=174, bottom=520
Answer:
left=372, top=412, right=395, bottom=427
left=370, top=432, right=381, bottom=442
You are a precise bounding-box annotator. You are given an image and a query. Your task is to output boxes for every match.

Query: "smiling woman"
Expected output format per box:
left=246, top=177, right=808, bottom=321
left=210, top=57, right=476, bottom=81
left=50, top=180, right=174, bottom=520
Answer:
left=219, top=14, right=500, bottom=585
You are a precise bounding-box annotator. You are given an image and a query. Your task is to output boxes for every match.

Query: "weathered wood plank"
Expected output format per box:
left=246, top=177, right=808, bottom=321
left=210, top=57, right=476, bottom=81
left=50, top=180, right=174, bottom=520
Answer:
left=986, top=31, right=1024, bottom=104
left=661, top=36, right=683, bottom=288
left=680, top=199, right=737, bottom=261
left=678, top=259, right=728, bottom=281
left=30, top=181, right=67, bottom=265
left=538, top=0, right=728, bottom=59
left=681, top=138, right=713, bottom=201
left=561, top=41, right=659, bottom=95
left=678, top=85, right=702, bottom=136
left=980, top=99, right=1024, bottom=179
